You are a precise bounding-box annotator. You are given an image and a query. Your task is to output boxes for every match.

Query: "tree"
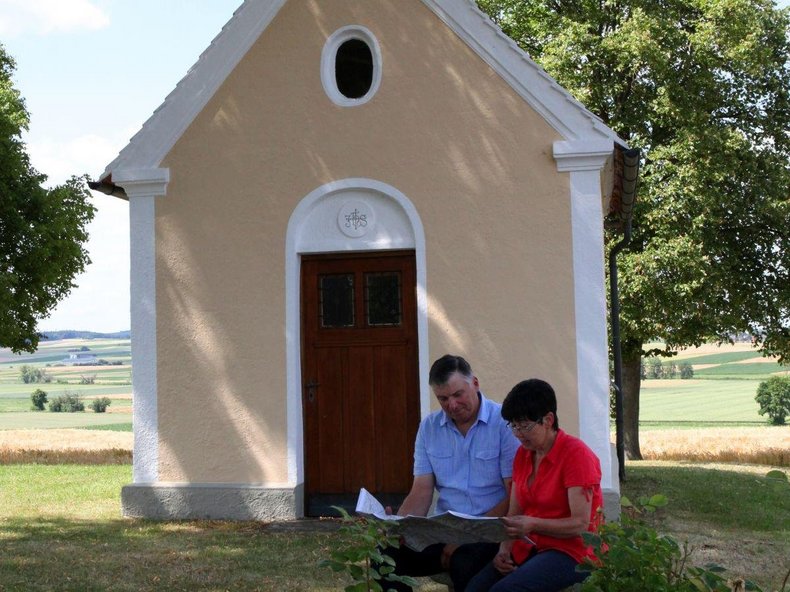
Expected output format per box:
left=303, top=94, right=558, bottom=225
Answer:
left=755, top=375, right=790, bottom=425
left=645, top=358, right=663, bottom=379
left=477, top=0, right=790, bottom=459
left=30, top=388, right=47, bottom=411
left=19, top=364, right=49, bottom=384
left=0, top=45, right=95, bottom=353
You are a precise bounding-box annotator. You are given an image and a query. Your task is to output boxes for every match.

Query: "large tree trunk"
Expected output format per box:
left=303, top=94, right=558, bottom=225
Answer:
left=622, top=355, right=643, bottom=460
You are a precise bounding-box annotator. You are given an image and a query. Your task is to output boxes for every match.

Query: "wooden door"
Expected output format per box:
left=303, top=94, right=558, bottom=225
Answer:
left=301, top=250, right=420, bottom=516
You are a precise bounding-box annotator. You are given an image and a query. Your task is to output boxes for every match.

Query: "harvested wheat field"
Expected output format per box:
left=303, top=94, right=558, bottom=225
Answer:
left=0, top=429, right=132, bottom=464
left=640, top=426, right=790, bottom=466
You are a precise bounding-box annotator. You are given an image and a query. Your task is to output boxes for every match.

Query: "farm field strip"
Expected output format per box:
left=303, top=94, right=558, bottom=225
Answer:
left=640, top=379, right=765, bottom=422
left=677, top=351, right=764, bottom=365
left=0, top=411, right=133, bottom=430
left=0, top=384, right=132, bottom=398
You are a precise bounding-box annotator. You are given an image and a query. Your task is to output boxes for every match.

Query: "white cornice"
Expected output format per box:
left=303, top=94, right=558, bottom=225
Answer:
left=553, top=139, right=614, bottom=172
left=113, top=168, right=170, bottom=197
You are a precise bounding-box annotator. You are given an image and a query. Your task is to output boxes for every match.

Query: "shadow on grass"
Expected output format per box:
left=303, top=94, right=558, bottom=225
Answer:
left=0, top=517, right=349, bottom=591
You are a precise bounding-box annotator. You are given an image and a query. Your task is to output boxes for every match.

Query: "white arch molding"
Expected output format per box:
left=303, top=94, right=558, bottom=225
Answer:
left=284, top=178, right=430, bottom=495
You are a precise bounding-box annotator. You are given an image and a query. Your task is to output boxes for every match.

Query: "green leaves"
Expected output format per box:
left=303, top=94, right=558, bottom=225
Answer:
left=0, top=43, right=96, bottom=354
left=318, top=506, right=418, bottom=592
left=477, top=0, right=790, bottom=460
left=755, top=376, right=790, bottom=425
left=477, top=0, right=790, bottom=360
left=579, top=495, right=764, bottom=591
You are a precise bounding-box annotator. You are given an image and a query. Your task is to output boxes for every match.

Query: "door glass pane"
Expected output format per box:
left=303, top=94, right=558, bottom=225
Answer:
left=320, top=274, right=354, bottom=328
left=366, top=272, right=401, bottom=326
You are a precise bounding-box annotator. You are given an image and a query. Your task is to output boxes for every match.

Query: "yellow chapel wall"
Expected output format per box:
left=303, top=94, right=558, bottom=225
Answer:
left=154, top=0, right=579, bottom=484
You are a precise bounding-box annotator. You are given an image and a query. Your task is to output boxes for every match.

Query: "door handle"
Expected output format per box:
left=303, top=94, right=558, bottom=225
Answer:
left=305, top=380, right=320, bottom=402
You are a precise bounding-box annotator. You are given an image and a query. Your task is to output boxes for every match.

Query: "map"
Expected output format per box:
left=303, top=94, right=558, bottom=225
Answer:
left=355, top=488, right=517, bottom=551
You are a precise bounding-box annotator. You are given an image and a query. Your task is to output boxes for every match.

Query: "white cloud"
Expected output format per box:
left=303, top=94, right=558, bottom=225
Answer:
left=0, top=0, right=109, bottom=38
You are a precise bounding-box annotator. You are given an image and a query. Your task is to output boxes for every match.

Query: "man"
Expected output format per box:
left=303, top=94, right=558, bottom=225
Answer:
left=382, top=354, right=520, bottom=591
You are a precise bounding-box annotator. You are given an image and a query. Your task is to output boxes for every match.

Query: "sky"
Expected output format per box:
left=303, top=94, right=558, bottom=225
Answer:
left=2, top=0, right=789, bottom=333
left=0, top=0, right=242, bottom=332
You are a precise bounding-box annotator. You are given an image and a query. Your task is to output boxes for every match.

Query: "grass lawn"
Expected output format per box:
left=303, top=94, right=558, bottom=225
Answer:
left=0, top=463, right=786, bottom=591
left=623, top=461, right=789, bottom=591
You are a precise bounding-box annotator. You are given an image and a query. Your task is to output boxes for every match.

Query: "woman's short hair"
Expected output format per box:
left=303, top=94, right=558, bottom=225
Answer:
left=429, top=354, right=473, bottom=386
left=501, top=378, right=559, bottom=430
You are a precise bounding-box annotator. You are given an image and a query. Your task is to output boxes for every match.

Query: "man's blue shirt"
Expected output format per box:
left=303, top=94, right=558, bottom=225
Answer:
left=413, top=392, right=520, bottom=516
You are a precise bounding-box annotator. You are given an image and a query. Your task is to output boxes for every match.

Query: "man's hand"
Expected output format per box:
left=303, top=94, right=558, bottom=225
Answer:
left=440, top=544, right=459, bottom=570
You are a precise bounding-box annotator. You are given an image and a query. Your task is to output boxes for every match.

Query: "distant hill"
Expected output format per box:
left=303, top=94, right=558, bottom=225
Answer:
left=41, top=330, right=131, bottom=341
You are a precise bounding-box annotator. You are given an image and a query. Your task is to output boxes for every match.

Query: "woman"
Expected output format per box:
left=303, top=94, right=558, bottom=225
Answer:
left=466, top=379, right=603, bottom=592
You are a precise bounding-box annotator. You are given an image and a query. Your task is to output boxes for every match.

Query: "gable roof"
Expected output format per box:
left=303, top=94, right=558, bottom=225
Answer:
left=100, top=0, right=623, bottom=180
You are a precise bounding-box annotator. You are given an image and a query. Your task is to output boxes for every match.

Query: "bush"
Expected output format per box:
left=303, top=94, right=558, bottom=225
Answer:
left=79, top=374, right=96, bottom=385
left=755, top=376, right=790, bottom=426
left=48, top=392, right=85, bottom=413
left=19, top=365, right=51, bottom=384
left=30, top=389, right=48, bottom=411
left=89, top=397, right=112, bottom=413
left=319, top=507, right=417, bottom=592
left=580, top=495, right=765, bottom=591
left=679, top=362, right=694, bottom=379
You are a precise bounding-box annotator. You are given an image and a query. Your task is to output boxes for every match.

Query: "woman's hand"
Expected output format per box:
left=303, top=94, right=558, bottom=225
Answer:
left=492, top=542, right=516, bottom=575
left=500, top=515, right=536, bottom=539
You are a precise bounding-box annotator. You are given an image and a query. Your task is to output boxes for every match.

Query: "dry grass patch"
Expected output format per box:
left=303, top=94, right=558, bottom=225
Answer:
left=0, top=428, right=132, bottom=464
left=640, top=426, right=790, bottom=466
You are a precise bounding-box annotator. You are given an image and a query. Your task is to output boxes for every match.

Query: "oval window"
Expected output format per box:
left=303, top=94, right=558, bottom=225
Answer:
left=321, top=26, right=382, bottom=107
left=335, top=39, right=373, bottom=99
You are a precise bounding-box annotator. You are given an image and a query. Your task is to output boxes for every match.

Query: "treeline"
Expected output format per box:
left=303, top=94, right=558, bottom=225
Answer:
left=41, top=330, right=130, bottom=340
left=641, top=358, right=694, bottom=380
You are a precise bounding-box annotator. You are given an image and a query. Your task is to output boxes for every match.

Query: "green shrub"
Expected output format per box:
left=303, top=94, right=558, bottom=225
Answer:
left=30, top=389, right=48, bottom=411
left=319, top=507, right=417, bottom=592
left=48, top=392, right=85, bottom=413
left=755, top=376, right=790, bottom=426
left=89, top=397, right=112, bottom=413
left=579, top=495, right=765, bottom=591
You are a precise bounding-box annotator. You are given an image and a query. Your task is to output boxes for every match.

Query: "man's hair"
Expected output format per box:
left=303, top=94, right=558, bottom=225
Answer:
left=501, top=378, right=559, bottom=430
left=429, top=354, right=473, bottom=386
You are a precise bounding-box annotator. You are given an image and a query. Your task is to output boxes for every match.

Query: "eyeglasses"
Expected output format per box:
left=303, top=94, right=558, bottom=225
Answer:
left=507, top=418, right=543, bottom=434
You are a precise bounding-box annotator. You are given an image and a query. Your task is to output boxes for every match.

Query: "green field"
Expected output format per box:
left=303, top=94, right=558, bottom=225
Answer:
left=640, top=379, right=764, bottom=424
left=0, top=338, right=132, bottom=431
left=639, top=342, right=787, bottom=426
left=2, top=339, right=787, bottom=431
